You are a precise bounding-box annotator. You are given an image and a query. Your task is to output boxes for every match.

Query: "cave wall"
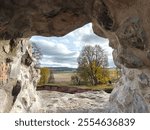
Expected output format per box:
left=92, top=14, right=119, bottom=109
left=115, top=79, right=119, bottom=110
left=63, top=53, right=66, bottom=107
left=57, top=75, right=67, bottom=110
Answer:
left=0, top=39, right=41, bottom=112
left=92, top=0, right=150, bottom=112
left=0, top=0, right=93, bottom=39
left=0, top=0, right=150, bottom=112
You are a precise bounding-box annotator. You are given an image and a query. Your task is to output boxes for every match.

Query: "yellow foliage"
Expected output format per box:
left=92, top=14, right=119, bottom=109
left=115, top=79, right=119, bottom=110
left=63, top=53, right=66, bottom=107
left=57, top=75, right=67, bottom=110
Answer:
left=77, top=45, right=109, bottom=85
left=78, top=61, right=110, bottom=85
left=38, top=67, right=50, bottom=85
left=92, top=61, right=110, bottom=84
left=96, top=67, right=110, bottom=84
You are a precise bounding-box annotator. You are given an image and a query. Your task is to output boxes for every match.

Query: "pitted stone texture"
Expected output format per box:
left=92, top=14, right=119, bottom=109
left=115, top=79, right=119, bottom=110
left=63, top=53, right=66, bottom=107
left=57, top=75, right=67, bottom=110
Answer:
left=37, top=90, right=110, bottom=113
left=116, top=17, right=146, bottom=50
left=0, top=0, right=150, bottom=69
left=0, top=0, right=93, bottom=39
left=11, top=83, right=41, bottom=113
left=10, top=40, right=41, bottom=112
left=108, top=67, right=150, bottom=113
left=92, top=0, right=150, bottom=69
left=0, top=89, right=8, bottom=112
left=0, top=39, right=40, bottom=112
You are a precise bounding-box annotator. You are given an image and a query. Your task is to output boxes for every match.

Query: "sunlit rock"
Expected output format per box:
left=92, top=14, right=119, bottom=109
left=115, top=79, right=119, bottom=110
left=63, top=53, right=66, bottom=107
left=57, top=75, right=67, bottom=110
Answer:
left=0, top=39, right=40, bottom=112
left=37, top=90, right=110, bottom=113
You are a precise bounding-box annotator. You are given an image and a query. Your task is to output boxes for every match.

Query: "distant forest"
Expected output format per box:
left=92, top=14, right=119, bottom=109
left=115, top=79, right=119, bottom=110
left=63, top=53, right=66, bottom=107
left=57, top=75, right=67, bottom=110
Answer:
left=49, top=67, right=76, bottom=73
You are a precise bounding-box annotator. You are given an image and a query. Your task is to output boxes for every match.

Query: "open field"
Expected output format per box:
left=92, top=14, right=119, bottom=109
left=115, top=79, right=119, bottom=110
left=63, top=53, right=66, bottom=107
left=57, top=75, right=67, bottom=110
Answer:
left=53, top=68, right=120, bottom=84
left=46, top=69, right=120, bottom=92
left=46, top=82, right=113, bottom=93
left=37, top=68, right=120, bottom=93
left=54, top=72, right=73, bottom=83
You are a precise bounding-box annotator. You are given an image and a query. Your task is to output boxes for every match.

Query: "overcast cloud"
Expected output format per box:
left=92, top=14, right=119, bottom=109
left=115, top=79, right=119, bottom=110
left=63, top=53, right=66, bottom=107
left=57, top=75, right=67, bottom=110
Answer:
left=30, top=23, right=115, bottom=68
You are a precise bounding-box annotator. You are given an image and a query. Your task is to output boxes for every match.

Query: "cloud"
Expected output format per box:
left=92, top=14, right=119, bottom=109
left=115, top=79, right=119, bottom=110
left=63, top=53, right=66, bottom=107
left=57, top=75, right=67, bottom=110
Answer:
left=30, top=23, right=115, bottom=68
left=39, top=55, right=78, bottom=68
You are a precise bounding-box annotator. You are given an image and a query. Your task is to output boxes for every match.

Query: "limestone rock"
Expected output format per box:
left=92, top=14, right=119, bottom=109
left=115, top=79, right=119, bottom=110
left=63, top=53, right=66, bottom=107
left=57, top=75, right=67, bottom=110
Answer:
left=21, top=51, right=33, bottom=66
left=3, top=45, right=10, bottom=53
left=9, top=59, right=21, bottom=79
left=138, top=73, right=149, bottom=86
left=108, top=68, right=150, bottom=112
left=11, top=84, right=41, bottom=113
left=0, top=0, right=93, bottom=39
left=0, top=89, right=7, bottom=112
left=0, top=39, right=40, bottom=112
left=37, top=90, right=110, bottom=113
left=119, top=50, right=144, bottom=68
left=117, top=17, right=146, bottom=50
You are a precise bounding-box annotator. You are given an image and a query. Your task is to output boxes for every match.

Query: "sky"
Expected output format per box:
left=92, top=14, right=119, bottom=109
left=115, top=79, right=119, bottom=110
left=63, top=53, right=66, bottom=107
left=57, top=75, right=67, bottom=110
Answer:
left=30, top=23, right=115, bottom=68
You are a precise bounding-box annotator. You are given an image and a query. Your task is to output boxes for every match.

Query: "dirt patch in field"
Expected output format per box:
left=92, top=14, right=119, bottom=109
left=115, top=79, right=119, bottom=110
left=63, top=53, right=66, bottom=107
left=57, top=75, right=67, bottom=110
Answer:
left=37, top=85, right=112, bottom=94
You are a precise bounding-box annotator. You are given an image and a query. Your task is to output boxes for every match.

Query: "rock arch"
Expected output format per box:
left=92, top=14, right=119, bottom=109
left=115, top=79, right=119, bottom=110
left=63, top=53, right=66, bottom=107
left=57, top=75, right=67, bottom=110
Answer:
left=0, top=0, right=150, bottom=112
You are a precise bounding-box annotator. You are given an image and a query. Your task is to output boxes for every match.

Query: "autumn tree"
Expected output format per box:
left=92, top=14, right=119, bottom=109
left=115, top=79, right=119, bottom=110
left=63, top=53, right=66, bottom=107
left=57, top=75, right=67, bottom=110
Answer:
left=77, top=45, right=109, bottom=85
left=38, top=67, right=50, bottom=85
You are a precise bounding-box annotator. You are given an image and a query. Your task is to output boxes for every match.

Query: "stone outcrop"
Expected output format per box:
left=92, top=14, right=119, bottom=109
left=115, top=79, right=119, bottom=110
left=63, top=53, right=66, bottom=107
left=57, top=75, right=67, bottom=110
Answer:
left=0, top=0, right=150, bottom=112
left=0, top=0, right=93, bottom=39
left=0, top=39, right=40, bottom=112
left=108, top=68, right=150, bottom=112
left=37, top=90, right=110, bottom=113
left=92, top=0, right=150, bottom=112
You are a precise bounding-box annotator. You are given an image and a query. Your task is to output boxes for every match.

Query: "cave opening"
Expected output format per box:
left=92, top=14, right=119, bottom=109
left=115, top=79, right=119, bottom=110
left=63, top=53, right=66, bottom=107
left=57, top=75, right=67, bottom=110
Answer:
left=30, top=23, right=120, bottom=99
left=0, top=0, right=149, bottom=113
left=30, top=23, right=118, bottom=90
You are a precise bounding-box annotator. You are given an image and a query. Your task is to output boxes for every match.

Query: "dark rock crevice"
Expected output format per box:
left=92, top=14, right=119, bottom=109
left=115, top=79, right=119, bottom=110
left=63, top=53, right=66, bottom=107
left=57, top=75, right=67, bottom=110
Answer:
left=12, top=80, right=21, bottom=104
left=21, top=51, right=33, bottom=66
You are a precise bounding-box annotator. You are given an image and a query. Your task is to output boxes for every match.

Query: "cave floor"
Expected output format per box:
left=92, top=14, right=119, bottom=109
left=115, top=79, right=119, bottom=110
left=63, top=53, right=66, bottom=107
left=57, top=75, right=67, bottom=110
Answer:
left=37, top=90, right=110, bottom=113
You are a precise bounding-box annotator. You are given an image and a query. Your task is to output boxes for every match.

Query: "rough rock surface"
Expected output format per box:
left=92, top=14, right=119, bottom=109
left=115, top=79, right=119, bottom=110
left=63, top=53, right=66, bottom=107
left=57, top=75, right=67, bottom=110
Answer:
left=37, top=90, right=110, bottom=113
left=0, top=0, right=150, bottom=112
left=0, top=0, right=93, bottom=39
left=109, top=68, right=150, bottom=112
left=0, top=39, right=41, bottom=112
left=0, top=89, right=8, bottom=112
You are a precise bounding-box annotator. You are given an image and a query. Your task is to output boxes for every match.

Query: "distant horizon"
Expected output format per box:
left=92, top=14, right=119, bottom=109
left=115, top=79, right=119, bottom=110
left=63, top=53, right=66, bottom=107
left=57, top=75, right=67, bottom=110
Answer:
left=36, top=65, right=117, bottom=69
